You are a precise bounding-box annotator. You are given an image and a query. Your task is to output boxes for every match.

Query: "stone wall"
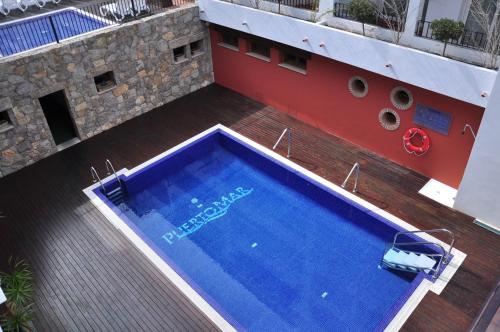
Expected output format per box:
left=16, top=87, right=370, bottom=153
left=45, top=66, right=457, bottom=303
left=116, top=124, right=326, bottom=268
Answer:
left=0, top=4, right=213, bottom=177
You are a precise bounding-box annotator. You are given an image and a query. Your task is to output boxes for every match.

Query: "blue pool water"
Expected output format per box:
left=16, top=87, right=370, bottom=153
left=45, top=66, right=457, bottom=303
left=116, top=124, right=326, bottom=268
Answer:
left=98, top=131, right=425, bottom=331
left=0, top=9, right=110, bottom=57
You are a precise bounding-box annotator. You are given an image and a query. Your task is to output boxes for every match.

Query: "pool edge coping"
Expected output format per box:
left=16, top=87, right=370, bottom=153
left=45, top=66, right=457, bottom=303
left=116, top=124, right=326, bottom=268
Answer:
left=83, top=123, right=466, bottom=332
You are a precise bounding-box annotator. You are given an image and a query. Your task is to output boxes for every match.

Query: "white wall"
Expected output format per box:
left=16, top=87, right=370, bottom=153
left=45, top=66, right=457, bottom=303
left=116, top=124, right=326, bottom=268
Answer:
left=199, top=0, right=496, bottom=107
left=454, top=74, right=500, bottom=230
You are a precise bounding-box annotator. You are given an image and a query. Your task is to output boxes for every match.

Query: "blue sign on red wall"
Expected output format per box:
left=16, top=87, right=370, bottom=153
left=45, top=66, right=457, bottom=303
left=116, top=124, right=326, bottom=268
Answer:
left=413, top=104, right=452, bottom=135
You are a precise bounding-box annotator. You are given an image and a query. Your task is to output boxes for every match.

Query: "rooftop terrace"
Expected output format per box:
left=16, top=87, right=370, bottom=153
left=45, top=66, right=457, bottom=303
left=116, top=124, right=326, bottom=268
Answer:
left=0, top=84, right=498, bottom=330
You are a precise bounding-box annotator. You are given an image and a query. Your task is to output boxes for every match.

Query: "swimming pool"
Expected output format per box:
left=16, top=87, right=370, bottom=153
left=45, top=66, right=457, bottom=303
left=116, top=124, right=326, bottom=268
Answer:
left=0, top=8, right=113, bottom=57
left=84, top=125, right=465, bottom=331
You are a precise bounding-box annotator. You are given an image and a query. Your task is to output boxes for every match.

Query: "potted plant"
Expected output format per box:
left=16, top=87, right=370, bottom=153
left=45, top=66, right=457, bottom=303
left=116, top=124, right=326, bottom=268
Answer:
left=430, top=18, right=465, bottom=56
left=0, top=258, right=34, bottom=332
left=348, top=0, right=377, bottom=36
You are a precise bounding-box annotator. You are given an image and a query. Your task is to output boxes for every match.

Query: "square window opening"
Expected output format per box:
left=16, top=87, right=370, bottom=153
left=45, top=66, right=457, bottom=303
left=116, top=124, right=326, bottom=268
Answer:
left=190, top=40, right=203, bottom=56
left=173, top=46, right=187, bottom=63
left=280, top=50, right=308, bottom=73
left=219, top=32, right=239, bottom=49
left=249, top=40, right=270, bottom=59
left=94, top=71, right=116, bottom=93
left=0, top=110, right=13, bottom=132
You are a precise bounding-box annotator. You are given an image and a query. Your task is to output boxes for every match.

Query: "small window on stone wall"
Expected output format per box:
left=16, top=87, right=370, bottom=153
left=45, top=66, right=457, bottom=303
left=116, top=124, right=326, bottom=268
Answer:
left=173, top=45, right=187, bottom=63
left=94, top=71, right=116, bottom=93
left=348, top=76, right=368, bottom=98
left=379, top=108, right=401, bottom=131
left=0, top=110, right=13, bottom=133
left=390, top=87, right=413, bottom=110
left=190, top=40, right=204, bottom=56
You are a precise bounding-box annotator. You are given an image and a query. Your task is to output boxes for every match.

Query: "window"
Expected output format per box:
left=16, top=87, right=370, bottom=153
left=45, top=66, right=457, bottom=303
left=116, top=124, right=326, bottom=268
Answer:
left=94, top=71, right=116, bottom=93
left=0, top=110, right=13, bottom=132
left=190, top=40, right=203, bottom=56
left=173, top=45, right=187, bottom=63
left=247, top=39, right=271, bottom=60
left=279, top=48, right=309, bottom=74
left=219, top=32, right=239, bottom=50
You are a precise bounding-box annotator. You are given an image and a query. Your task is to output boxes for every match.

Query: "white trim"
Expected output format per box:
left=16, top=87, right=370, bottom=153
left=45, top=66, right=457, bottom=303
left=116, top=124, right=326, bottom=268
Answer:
left=83, top=124, right=466, bottom=331
left=245, top=51, right=271, bottom=62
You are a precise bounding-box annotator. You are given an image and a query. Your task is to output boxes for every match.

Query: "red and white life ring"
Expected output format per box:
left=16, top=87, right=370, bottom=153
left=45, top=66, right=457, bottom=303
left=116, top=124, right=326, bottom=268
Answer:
left=403, top=128, right=430, bottom=156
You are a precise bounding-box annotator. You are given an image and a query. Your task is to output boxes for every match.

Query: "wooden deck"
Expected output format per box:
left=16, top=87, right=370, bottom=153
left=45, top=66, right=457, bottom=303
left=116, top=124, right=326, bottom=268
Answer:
left=0, top=84, right=498, bottom=331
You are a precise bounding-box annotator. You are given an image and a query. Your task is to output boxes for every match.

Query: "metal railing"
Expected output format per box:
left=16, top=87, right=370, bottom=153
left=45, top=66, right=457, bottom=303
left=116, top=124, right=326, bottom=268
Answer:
left=393, top=229, right=455, bottom=264
left=415, top=20, right=488, bottom=51
left=341, top=162, right=359, bottom=193
left=0, top=0, right=193, bottom=57
left=384, top=228, right=455, bottom=280
left=90, top=166, right=106, bottom=193
left=333, top=3, right=405, bottom=32
left=105, top=159, right=122, bottom=188
left=462, top=124, right=477, bottom=140
left=266, top=0, right=319, bottom=12
left=273, top=128, right=292, bottom=158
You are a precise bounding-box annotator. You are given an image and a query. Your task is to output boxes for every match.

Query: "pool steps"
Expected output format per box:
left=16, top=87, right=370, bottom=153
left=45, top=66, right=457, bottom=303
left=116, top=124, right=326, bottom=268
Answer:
left=381, top=229, right=455, bottom=280
left=383, top=248, right=436, bottom=272
left=90, top=159, right=125, bottom=204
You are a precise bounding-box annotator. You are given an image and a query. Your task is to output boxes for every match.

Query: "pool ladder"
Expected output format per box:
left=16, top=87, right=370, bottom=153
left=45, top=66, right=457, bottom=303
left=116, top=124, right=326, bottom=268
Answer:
left=380, top=229, right=455, bottom=281
left=90, top=159, right=125, bottom=204
left=341, top=162, right=360, bottom=193
left=273, top=128, right=292, bottom=158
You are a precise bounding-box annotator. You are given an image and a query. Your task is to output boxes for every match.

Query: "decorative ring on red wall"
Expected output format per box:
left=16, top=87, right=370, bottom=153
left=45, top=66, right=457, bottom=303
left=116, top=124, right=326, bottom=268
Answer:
left=403, top=128, right=430, bottom=156
left=348, top=76, right=368, bottom=98
left=390, top=87, right=413, bottom=110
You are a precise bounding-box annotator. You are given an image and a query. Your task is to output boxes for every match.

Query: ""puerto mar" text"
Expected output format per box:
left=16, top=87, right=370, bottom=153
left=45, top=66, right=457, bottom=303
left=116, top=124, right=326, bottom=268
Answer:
left=161, top=187, right=254, bottom=245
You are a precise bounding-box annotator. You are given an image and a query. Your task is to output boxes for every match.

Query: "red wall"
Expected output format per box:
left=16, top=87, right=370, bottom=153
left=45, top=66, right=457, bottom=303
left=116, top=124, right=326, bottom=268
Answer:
left=210, top=28, right=484, bottom=188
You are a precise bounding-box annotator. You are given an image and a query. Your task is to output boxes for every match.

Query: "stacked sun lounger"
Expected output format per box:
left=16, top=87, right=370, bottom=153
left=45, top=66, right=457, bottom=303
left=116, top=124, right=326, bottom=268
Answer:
left=99, top=0, right=150, bottom=22
left=0, top=0, right=61, bottom=15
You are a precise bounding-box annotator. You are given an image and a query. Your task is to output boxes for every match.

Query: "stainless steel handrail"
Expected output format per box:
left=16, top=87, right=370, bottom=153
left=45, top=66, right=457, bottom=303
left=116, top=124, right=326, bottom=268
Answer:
left=105, top=159, right=122, bottom=188
left=393, top=228, right=455, bottom=263
left=90, top=166, right=106, bottom=193
left=462, top=124, right=477, bottom=140
left=341, top=162, right=360, bottom=193
left=272, top=128, right=291, bottom=158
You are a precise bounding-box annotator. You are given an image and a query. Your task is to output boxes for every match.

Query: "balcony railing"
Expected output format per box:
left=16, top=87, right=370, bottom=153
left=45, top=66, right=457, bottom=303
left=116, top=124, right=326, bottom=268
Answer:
left=415, top=20, right=488, bottom=51
left=333, top=3, right=405, bottom=32
left=266, top=0, right=319, bottom=11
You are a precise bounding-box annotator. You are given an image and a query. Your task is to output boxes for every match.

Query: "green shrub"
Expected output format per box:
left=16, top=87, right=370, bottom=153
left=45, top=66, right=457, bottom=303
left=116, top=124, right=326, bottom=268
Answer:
left=348, top=0, right=377, bottom=35
left=431, top=18, right=465, bottom=56
left=0, top=258, right=34, bottom=332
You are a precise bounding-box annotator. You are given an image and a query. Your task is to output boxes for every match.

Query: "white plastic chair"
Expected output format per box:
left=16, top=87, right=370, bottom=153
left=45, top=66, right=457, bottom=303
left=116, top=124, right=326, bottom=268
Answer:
left=99, top=0, right=133, bottom=22
left=20, top=0, right=46, bottom=9
left=2, top=0, right=27, bottom=12
left=132, top=0, right=149, bottom=16
left=0, top=0, right=10, bottom=15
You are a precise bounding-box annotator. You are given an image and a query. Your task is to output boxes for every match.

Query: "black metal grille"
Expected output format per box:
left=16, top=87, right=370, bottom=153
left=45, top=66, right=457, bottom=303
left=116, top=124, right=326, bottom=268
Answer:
left=415, top=20, right=488, bottom=51
left=264, top=0, right=319, bottom=11
left=333, top=2, right=406, bottom=32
